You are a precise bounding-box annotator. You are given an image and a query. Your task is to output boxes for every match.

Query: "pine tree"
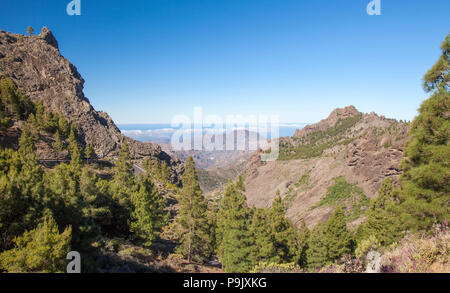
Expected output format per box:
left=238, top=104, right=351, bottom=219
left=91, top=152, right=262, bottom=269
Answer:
left=160, top=160, right=170, bottom=182
left=45, top=163, right=99, bottom=250
left=249, top=208, right=276, bottom=264
left=33, top=100, right=43, bottom=127
left=297, top=220, right=310, bottom=268
left=26, top=26, right=34, bottom=36
left=306, top=223, right=328, bottom=269
left=357, top=178, right=402, bottom=246
left=268, top=196, right=298, bottom=263
left=323, top=206, right=352, bottom=262
left=53, top=130, right=64, bottom=159
left=399, top=35, right=450, bottom=232
left=129, top=175, right=168, bottom=248
left=0, top=140, right=44, bottom=251
left=109, top=142, right=135, bottom=236
left=216, top=179, right=254, bottom=272
left=0, top=77, right=34, bottom=121
left=143, top=157, right=159, bottom=178
left=84, top=144, right=94, bottom=164
left=58, top=115, right=69, bottom=139
left=67, top=127, right=82, bottom=169
left=0, top=215, right=71, bottom=273
left=78, top=166, right=117, bottom=238
left=18, top=126, right=35, bottom=154
left=147, top=158, right=162, bottom=180
left=111, top=142, right=135, bottom=198
left=175, top=156, right=211, bottom=262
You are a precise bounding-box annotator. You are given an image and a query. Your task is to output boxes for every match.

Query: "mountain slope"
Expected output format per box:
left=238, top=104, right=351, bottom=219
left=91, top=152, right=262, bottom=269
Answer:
left=0, top=28, right=182, bottom=180
left=244, top=106, right=409, bottom=229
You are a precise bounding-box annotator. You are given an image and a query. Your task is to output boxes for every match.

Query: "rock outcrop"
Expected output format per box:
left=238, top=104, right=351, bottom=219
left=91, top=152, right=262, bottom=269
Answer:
left=244, top=106, right=410, bottom=229
left=294, top=105, right=360, bottom=138
left=0, top=28, right=182, bottom=181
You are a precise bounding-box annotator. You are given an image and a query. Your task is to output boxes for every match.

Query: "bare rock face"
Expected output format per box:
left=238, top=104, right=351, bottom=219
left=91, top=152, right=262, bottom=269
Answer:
left=0, top=28, right=182, bottom=181
left=245, top=149, right=263, bottom=180
left=344, top=127, right=407, bottom=196
left=244, top=106, right=410, bottom=229
left=294, top=105, right=360, bottom=138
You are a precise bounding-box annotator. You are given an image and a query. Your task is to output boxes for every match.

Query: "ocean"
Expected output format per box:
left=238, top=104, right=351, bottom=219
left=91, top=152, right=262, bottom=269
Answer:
left=119, top=123, right=307, bottom=144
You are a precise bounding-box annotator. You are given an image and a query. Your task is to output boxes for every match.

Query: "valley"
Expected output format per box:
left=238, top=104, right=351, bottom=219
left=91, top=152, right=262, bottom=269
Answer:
left=0, top=27, right=448, bottom=274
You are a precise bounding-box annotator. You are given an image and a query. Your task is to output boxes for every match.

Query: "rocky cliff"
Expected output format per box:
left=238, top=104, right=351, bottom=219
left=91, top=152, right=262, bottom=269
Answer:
left=0, top=28, right=182, bottom=180
left=294, top=105, right=361, bottom=138
left=244, top=106, right=410, bottom=229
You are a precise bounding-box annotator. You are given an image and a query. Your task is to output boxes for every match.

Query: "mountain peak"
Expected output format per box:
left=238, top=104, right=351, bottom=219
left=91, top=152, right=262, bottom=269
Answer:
left=294, top=105, right=361, bottom=138
left=38, top=27, right=59, bottom=49
left=0, top=28, right=183, bottom=182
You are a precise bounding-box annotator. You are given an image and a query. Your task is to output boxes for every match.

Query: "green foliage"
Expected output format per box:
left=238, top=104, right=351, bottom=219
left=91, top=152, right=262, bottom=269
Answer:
left=57, top=115, right=69, bottom=139
left=279, top=114, right=362, bottom=160
left=251, top=262, right=302, bottom=273
left=34, top=101, right=61, bottom=134
left=323, top=207, right=352, bottom=262
left=44, top=163, right=99, bottom=251
left=0, top=81, right=178, bottom=272
left=295, top=173, right=310, bottom=187
left=314, top=176, right=370, bottom=220
left=112, top=142, right=135, bottom=193
left=306, top=223, right=328, bottom=269
left=0, top=215, right=71, bottom=273
left=79, top=167, right=114, bottom=232
left=356, top=178, right=402, bottom=246
left=317, top=177, right=358, bottom=206
left=0, top=130, right=44, bottom=251
left=129, top=176, right=168, bottom=248
left=0, top=77, right=35, bottom=127
left=216, top=179, right=254, bottom=272
left=109, top=142, right=135, bottom=236
left=423, top=35, right=449, bottom=93
left=249, top=208, right=276, bottom=263
left=355, top=235, right=380, bottom=259
left=53, top=130, right=64, bottom=154
left=144, top=157, right=160, bottom=179
left=67, top=127, right=82, bottom=169
left=217, top=182, right=306, bottom=272
left=144, top=157, right=171, bottom=184
left=306, top=207, right=352, bottom=269
left=381, top=223, right=449, bottom=273
left=160, top=160, right=170, bottom=182
left=267, top=196, right=299, bottom=263
left=399, top=34, right=450, bottom=232
left=174, top=156, right=212, bottom=262
left=296, top=220, right=310, bottom=268
left=84, top=144, right=94, bottom=161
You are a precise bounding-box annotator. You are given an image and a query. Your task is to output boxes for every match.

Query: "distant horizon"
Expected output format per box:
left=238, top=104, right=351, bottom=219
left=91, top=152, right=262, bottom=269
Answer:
left=2, top=0, right=449, bottom=124
left=115, top=107, right=410, bottom=126
left=118, top=122, right=306, bottom=143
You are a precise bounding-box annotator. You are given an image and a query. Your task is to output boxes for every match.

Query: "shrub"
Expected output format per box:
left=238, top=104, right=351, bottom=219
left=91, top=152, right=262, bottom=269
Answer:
left=318, top=255, right=366, bottom=273
left=355, top=235, right=381, bottom=259
left=0, top=215, right=71, bottom=273
left=380, top=221, right=449, bottom=273
left=251, top=262, right=302, bottom=273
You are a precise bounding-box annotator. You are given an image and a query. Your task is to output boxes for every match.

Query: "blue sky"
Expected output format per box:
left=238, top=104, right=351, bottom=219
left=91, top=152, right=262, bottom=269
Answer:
left=1, top=0, right=449, bottom=124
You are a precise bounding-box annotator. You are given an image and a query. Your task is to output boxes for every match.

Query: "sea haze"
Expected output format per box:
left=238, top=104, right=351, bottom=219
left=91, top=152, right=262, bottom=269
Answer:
left=119, top=123, right=307, bottom=144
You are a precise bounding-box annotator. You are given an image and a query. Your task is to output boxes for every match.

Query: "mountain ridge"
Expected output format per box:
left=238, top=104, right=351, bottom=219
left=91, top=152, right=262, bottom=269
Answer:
left=244, top=106, right=410, bottom=229
left=0, top=27, right=183, bottom=181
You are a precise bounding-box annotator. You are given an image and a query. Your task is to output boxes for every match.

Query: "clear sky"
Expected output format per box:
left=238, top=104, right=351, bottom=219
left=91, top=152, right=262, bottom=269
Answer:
left=1, top=0, right=449, bottom=124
